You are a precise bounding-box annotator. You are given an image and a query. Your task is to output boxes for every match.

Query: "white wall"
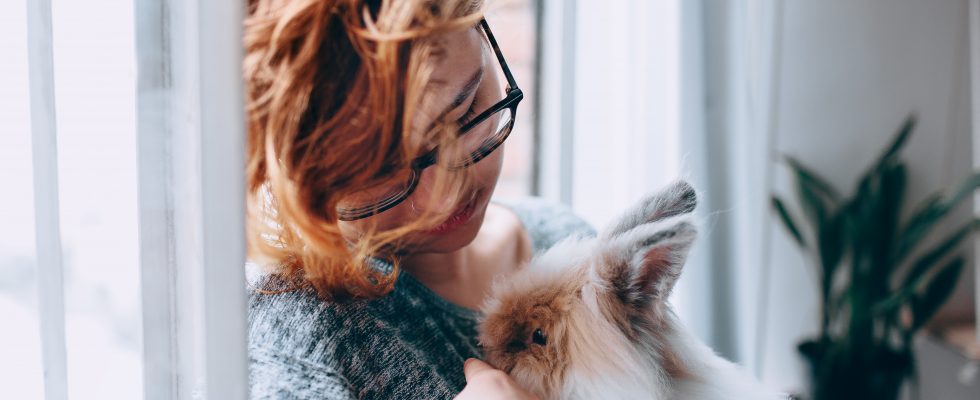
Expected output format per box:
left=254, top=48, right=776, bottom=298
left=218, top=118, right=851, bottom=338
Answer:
left=759, top=0, right=975, bottom=392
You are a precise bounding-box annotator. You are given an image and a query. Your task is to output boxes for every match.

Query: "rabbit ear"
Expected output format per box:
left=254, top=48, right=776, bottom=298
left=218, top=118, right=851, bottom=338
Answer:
left=601, top=181, right=697, bottom=240
left=594, top=216, right=697, bottom=312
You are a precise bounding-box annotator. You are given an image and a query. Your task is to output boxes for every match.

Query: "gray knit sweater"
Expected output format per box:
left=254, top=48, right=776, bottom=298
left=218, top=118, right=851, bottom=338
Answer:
left=247, top=199, right=595, bottom=399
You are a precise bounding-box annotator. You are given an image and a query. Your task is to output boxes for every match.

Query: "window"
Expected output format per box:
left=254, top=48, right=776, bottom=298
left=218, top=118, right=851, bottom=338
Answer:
left=49, top=2, right=143, bottom=398
left=6, top=1, right=249, bottom=398
left=486, top=0, right=538, bottom=198
left=0, top=3, right=44, bottom=397
left=5, top=1, right=688, bottom=398
left=0, top=2, right=145, bottom=398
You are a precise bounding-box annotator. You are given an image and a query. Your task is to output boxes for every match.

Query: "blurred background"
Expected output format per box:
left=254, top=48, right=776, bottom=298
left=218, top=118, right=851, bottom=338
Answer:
left=2, top=0, right=978, bottom=399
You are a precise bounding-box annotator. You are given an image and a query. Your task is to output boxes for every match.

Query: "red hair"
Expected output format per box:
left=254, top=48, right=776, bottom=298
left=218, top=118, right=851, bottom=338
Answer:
left=244, top=0, right=483, bottom=299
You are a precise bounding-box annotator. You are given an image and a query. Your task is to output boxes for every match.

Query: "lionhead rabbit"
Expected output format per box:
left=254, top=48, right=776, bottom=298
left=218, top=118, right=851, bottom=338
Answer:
left=478, top=181, right=785, bottom=400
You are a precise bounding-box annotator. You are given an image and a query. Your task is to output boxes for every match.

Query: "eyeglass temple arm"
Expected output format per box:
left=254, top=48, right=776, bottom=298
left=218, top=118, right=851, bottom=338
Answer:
left=479, top=19, right=519, bottom=91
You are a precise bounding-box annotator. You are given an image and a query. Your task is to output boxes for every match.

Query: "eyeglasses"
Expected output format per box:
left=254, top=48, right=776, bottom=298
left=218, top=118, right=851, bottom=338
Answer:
left=336, top=19, right=523, bottom=221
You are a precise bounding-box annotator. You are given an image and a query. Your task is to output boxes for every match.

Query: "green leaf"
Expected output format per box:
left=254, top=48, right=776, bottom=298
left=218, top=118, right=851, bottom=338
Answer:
left=894, top=171, right=980, bottom=263
left=792, top=163, right=832, bottom=246
left=873, top=216, right=976, bottom=318
left=901, top=219, right=980, bottom=292
left=911, top=257, right=964, bottom=331
left=817, top=210, right=846, bottom=304
left=772, top=196, right=806, bottom=248
left=893, top=194, right=943, bottom=262
left=850, top=116, right=913, bottom=236
left=880, top=163, right=907, bottom=236
left=843, top=170, right=886, bottom=343
left=870, top=163, right=907, bottom=281
left=785, top=156, right=843, bottom=204
left=874, top=115, right=915, bottom=171
left=871, top=291, right=905, bottom=316
left=945, top=171, right=980, bottom=210
left=847, top=165, right=879, bottom=281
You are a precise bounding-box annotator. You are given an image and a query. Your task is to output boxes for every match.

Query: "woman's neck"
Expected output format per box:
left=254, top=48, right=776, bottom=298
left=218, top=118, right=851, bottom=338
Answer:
left=401, top=247, right=473, bottom=286
left=398, top=203, right=530, bottom=310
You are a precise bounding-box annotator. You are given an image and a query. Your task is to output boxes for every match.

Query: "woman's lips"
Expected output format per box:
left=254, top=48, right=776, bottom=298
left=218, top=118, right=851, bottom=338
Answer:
left=422, top=195, right=479, bottom=235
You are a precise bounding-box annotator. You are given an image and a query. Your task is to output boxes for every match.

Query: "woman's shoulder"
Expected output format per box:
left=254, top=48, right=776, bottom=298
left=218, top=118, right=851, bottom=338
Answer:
left=246, top=282, right=402, bottom=398
left=248, top=280, right=370, bottom=359
left=493, top=196, right=596, bottom=256
left=246, top=281, right=365, bottom=399
left=247, top=272, right=410, bottom=363
left=246, top=273, right=480, bottom=399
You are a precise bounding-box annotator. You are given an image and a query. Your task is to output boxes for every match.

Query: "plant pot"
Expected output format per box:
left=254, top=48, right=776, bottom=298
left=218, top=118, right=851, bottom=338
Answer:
left=798, top=339, right=913, bottom=400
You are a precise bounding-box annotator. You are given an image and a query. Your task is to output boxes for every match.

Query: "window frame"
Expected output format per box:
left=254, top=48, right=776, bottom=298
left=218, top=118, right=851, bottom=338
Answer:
left=133, top=0, right=249, bottom=398
left=26, top=1, right=69, bottom=398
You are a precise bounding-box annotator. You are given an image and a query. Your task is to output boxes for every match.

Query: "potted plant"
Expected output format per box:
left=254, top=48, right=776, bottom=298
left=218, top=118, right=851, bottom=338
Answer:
left=771, top=116, right=980, bottom=400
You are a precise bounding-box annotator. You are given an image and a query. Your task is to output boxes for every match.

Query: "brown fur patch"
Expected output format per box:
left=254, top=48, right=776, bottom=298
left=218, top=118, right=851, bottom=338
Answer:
left=479, top=265, right=588, bottom=398
left=652, top=326, right=692, bottom=380
left=590, top=278, right=690, bottom=380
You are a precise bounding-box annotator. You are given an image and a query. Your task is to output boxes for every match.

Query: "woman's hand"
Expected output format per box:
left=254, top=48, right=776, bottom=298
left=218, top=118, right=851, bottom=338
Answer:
left=454, top=358, right=540, bottom=400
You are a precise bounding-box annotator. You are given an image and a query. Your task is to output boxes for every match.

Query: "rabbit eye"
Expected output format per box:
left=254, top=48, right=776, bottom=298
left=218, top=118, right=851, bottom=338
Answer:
left=531, top=329, right=547, bottom=346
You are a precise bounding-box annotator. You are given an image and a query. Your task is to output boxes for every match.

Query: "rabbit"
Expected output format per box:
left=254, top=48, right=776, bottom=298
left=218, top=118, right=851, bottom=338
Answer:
left=478, top=181, right=786, bottom=400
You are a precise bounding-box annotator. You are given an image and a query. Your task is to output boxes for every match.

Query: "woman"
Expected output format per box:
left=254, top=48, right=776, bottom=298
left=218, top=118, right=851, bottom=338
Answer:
left=244, top=1, right=592, bottom=398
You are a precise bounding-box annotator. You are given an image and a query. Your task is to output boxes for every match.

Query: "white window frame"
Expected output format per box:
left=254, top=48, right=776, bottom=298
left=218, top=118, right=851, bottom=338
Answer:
left=536, top=0, right=576, bottom=205
left=134, top=0, right=249, bottom=399
left=26, top=0, right=249, bottom=398
left=27, top=1, right=69, bottom=399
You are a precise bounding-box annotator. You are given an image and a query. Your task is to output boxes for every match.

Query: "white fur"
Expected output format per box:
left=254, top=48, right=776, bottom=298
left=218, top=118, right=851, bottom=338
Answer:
left=481, top=182, right=786, bottom=399
left=560, top=282, right=671, bottom=400
left=662, top=312, right=784, bottom=399
left=556, top=237, right=783, bottom=400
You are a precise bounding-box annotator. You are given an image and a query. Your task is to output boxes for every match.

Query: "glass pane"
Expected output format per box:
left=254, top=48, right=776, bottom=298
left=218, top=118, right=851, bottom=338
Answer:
left=51, top=1, right=143, bottom=398
left=337, top=168, right=419, bottom=218
left=486, top=0, right=537, bottom=198
left=0, top=1, right=45, bottom=397
left=456, top=107, right=513, bottom=167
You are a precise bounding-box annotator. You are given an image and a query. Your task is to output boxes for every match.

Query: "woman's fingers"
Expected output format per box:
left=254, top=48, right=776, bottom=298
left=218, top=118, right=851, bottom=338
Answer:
left=456, top=358, right=540, bottom=400
left=463, top=358, right=495, bottom=382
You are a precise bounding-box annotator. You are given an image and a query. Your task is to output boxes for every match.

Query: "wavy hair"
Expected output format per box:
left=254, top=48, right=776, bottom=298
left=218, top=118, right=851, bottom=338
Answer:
left=244, top=0, right=484, bottom=299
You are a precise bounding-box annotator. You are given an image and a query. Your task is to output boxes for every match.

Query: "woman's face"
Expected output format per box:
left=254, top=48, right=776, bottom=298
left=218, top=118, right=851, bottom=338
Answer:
left=338, top=25, right=506, bottom=254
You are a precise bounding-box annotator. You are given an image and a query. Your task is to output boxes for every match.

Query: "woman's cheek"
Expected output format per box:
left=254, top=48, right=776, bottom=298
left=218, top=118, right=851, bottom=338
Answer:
left=476, top=143, right=505, bottom=187
left=338, top=142, right=505, bottom=239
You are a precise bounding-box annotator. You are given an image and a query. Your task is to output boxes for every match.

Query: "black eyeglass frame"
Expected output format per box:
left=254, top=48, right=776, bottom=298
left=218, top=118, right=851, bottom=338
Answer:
left=337, top=19, right=524, bottom=221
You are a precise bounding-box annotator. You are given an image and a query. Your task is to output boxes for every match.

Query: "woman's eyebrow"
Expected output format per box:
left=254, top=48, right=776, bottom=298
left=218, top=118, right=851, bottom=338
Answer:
left=419, top=66, right=484, bottom=136
left=449, top=67, right=484, bottom=110
left=434, top=66, right=484, bottom=120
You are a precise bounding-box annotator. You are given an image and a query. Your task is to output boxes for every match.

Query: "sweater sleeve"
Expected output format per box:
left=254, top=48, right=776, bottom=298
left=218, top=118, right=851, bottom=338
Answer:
left=249, top=347, right=357, bottom=400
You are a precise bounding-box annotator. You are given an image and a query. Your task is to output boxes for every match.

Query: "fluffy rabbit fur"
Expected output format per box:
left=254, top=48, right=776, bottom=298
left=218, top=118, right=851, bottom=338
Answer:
left=478, top=181, right=785, bottom=400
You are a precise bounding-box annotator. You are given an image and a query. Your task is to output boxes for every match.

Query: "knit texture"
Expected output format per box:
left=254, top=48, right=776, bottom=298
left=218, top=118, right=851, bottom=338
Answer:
left=248, top=198, right=595, bottom=399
